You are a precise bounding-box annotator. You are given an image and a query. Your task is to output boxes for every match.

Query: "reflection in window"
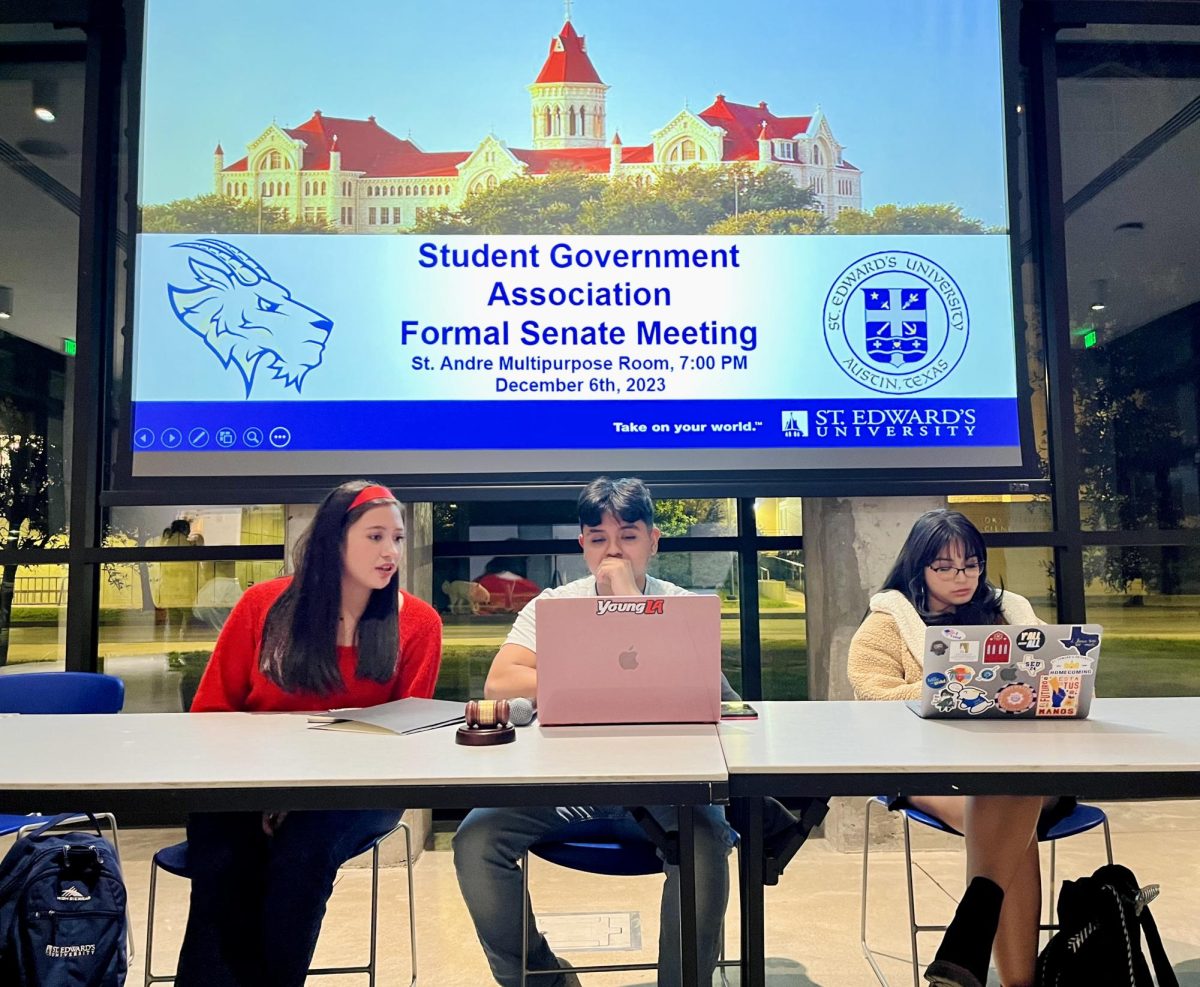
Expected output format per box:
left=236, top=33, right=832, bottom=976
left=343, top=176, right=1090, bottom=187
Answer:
left=756, top=497, right=802, bottom=535
left=0, top=564, right=67, bottom=673
left=983, top=547, right=1054, bottom=615
left=97, top=559, right=284, bottom=713
left=950, top=494, right=1052, bottom=533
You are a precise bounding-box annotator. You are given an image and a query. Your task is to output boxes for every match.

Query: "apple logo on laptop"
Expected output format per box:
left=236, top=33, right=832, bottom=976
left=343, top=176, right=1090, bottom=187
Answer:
left=618, top=645, right=639, bottom=670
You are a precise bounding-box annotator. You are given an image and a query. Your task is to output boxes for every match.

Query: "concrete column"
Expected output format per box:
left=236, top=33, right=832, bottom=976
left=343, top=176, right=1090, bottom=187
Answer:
left=802, top=496, right=946, bottom=851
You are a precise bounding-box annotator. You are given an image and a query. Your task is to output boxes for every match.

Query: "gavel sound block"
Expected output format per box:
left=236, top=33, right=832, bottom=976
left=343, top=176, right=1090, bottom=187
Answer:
left=456, top=699, right=516, bottom=746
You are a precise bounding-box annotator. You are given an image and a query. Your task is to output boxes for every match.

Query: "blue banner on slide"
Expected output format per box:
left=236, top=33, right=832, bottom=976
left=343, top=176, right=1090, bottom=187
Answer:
left=132, top=397, right=1019, bottom=451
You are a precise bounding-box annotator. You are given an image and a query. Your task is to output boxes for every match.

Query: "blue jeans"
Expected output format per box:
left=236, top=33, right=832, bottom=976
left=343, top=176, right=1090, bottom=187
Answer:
left=454, top=804, right=734, bottom=987
left=176, top=808, right=402, bottom=987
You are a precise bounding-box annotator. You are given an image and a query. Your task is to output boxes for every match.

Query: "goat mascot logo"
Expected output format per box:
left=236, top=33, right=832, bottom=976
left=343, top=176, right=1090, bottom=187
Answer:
left=167, top=239, right=334, bottom=397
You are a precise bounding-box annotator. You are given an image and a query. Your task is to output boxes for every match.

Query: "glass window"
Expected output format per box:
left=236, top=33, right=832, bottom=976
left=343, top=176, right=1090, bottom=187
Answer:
left=1084, top=545, right=1200, bottom=697
left=984, top=546, right=1055, bottom=616
left=655, top=497, right=736, bottom=537
left=1058, top=28, right=1200, bottom=529
left=99, top=557, right=285, bottom=712
left=0, top=562, right=68, bottom=673
left=0, top=35, right=83, bottom=547
left=755, top=497, right=802, bottom=536
left=106, top=504, right=284, bottom=548
left=758, top=549, right=806, bottom=700
left=433, top=552, right=554, bottom=703
left=950, top=494, right=1053, bottom=533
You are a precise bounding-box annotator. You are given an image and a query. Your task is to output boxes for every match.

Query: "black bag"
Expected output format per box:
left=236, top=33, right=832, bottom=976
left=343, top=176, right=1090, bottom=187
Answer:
left=0, top=813, right=128, bottom=986
left=1036, top=863, right=1177, bottom=987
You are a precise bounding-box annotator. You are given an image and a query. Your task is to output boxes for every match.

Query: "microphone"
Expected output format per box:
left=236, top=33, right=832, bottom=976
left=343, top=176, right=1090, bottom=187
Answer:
left=509, top=697, right=537, bottom=727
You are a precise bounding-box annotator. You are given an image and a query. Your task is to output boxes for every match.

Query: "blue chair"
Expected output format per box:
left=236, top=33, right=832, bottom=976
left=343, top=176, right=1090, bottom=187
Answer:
left=520, top=816, right=736, bottom=986
left=0, top=671, right=132, bottom=955
left=859, top=796, right=1113, bottom=987
left=0, top=672, right=127, bottom=844
left=143, top=821, right=416, bottom=987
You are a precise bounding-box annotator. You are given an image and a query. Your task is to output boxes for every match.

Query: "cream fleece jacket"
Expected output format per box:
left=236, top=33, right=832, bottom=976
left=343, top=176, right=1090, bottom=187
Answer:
left=846, top=589, right=1042, bottom=701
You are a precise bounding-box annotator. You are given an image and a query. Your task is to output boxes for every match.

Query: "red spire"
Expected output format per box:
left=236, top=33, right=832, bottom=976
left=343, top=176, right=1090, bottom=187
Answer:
left=533, top=20, right=603, bottom=84
left=330, top=134, right=340, bottom=152
left=214, top=142, right=223, bottom=155
left=611, top=131, right=622, bottom=145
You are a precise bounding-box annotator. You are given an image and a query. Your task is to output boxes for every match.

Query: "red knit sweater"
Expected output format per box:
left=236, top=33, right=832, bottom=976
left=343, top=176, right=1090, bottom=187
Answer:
left=190, top=577, right=442, bottom=713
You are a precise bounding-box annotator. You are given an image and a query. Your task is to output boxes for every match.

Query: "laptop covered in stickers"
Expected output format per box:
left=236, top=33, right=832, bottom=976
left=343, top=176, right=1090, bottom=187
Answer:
left=908, top=623, right=1103, bottom=719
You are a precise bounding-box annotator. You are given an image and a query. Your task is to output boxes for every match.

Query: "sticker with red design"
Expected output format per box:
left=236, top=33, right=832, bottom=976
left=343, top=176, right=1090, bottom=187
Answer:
left=983, top=630, right=1012, bottom=663
left=1036, top=675, right=1083, bottom=717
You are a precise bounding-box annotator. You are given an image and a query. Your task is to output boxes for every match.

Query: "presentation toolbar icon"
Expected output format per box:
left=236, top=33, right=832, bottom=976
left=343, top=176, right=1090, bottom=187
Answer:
left=215, top=427, right=236, bottom=448
left=160, top=428, right=182, bottom=448
left=242, top=426, right=264, bottom=447
left=133, top=428, right=154, bottom=448
left=187, top=427, right=210, bottom=448
left=268, top=427, right=291, bottom=448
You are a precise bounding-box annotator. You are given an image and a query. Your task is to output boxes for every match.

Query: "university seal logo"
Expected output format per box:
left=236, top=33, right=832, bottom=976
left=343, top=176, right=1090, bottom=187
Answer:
left=167, top=239, right=333, bottom=397
left=822, top=251, right=969, bottom=394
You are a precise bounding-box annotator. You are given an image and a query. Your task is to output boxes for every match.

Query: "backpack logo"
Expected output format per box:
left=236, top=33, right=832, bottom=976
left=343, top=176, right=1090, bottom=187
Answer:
left=44, top=944, right=97, bottom=958
left=56, top=885, right=91, bottom=902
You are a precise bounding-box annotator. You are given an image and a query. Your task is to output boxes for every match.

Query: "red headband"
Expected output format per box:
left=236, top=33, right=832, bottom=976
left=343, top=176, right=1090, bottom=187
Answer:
left=347, top=484, right=396, bottom=513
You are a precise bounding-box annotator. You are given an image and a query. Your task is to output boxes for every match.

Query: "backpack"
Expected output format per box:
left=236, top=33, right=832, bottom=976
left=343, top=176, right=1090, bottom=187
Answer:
left=0, top=813, right=128, bottom=987
left=1036, top=863, right=1178, bottom=987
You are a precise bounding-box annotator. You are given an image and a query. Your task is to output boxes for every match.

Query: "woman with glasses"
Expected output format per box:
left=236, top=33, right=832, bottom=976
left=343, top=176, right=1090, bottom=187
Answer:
left=848, top=508, right=1070, bottom=987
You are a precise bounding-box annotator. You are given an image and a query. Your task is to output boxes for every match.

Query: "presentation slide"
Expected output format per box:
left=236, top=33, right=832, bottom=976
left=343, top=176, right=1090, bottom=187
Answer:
left=131, top=0, right=1022, bottom=480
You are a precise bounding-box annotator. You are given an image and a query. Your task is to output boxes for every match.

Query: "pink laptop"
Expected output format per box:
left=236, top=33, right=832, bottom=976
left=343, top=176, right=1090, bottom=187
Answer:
left=536, top=595, right=722, bottom=725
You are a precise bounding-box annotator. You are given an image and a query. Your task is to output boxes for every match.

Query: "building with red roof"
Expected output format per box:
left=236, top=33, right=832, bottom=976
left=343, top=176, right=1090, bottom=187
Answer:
left=212, top=15, right=861, bottom=231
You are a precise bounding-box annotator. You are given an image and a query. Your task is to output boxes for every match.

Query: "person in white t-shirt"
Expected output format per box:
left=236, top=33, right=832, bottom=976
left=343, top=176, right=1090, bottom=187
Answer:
left=453, top=476, right=734, bottom=987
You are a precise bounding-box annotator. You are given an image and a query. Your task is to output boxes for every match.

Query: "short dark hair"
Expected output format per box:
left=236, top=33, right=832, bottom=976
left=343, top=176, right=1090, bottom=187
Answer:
left=260, top=479, right=401, bottom=693
left=577, top=476, right=655, bottom=530
left=879, top=508, right=1003, bottom=623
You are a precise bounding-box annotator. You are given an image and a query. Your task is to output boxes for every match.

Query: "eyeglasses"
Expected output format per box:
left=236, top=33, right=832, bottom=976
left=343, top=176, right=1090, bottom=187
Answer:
left=927, top=562, right=983, bottom=580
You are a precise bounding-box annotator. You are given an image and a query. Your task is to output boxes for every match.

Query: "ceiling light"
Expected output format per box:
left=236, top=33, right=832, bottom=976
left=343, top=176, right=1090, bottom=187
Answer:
left=0, top=286, right=12, bottom=319
left=32, top=80, right=58, bottom=123
left=1113, top=221, right=1145, bottom=235
left=1089, top=278, right=1107, bottom=312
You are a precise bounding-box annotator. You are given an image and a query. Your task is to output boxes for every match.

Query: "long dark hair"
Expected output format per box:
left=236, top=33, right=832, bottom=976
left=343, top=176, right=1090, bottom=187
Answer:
left=880, top=509, right=1003, bottom=625
left=260, top=480, right=401, bottom=694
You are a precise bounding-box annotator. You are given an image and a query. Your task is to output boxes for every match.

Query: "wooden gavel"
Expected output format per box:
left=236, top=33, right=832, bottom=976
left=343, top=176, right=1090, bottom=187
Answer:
left=456, top=699, right=516, bottom=746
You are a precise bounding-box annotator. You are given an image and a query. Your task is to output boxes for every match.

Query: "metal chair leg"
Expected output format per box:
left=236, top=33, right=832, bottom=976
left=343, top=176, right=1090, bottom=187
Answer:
left=521, top=850, right=531, bottom=987
left=1102, top=817, right=1113, bottom=864
left=368, top=839, right=380, bottom=987
left=401, top=821, right=417, bottom=987
left=1047, top=836, right=1057, bottom=929
left=144, top=857, right=159, bottom=987
left=902, top=815, right=921, bottom=987
left=860, top=798, right=890, bottom=986
left=97, top=813, right=135, bottom=962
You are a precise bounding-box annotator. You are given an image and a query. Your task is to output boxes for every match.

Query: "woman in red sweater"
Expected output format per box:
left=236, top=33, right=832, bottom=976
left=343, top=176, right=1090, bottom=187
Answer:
left=178, top=480, right=442, bottom=987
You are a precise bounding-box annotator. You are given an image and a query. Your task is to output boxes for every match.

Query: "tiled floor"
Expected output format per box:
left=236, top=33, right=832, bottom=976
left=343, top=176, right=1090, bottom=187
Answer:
left=116, top=800, right=1200, bottom=985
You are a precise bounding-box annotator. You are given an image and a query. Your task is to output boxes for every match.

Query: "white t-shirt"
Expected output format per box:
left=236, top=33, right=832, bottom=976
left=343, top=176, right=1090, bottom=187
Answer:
left=504, top=574, right=689, bottom=652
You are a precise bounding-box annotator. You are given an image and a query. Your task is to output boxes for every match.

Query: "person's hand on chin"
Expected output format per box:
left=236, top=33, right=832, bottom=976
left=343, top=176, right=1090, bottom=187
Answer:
left=594, top=557, right=639, bottom=596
